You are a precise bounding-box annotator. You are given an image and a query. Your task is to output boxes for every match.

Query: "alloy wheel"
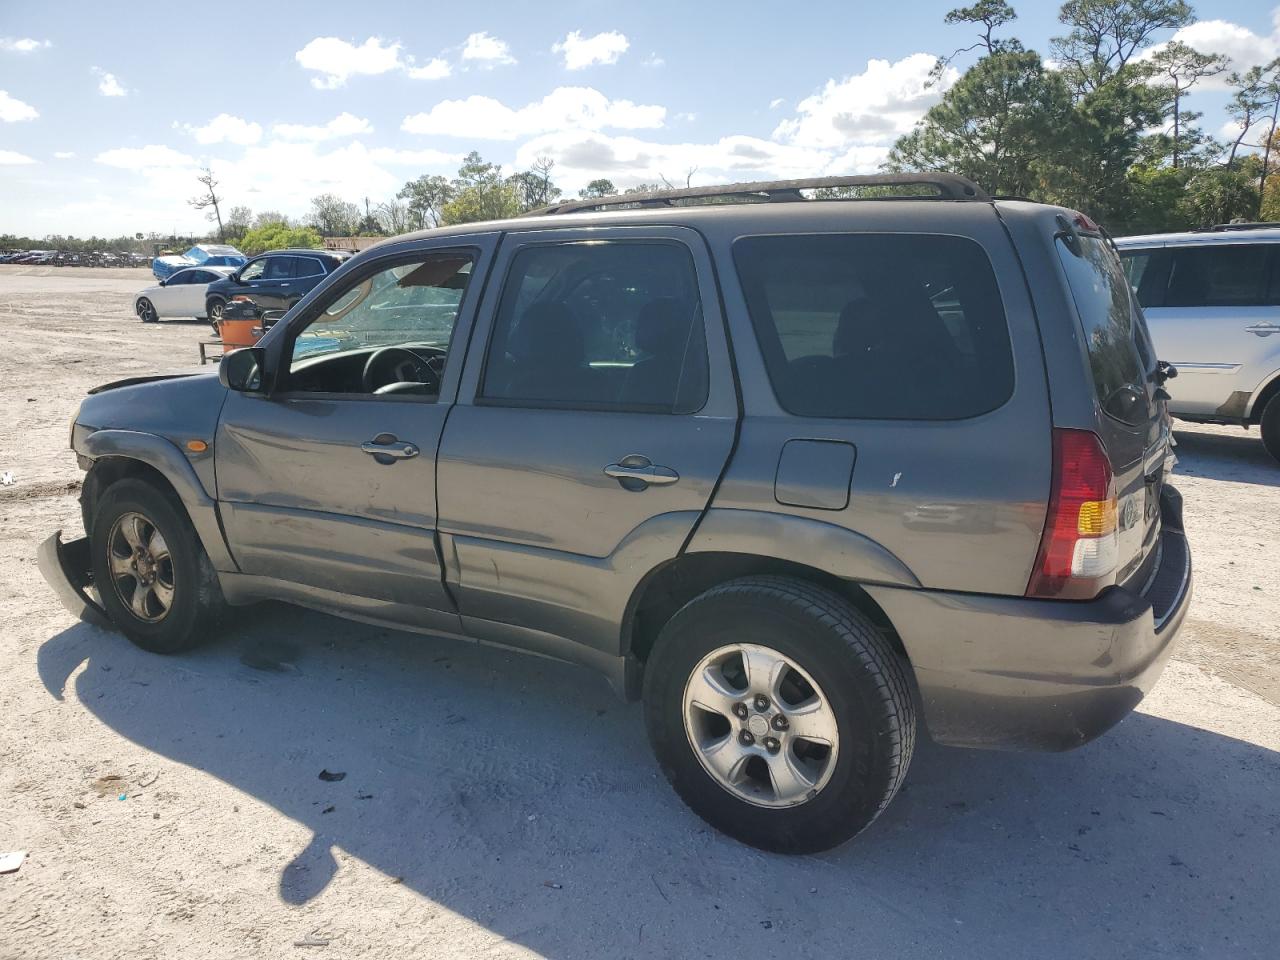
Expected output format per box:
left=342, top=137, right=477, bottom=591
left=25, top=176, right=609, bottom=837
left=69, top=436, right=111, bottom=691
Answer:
left=682, top=642, right=839, bottom=808
left=106, top=511, right=175, bottom=623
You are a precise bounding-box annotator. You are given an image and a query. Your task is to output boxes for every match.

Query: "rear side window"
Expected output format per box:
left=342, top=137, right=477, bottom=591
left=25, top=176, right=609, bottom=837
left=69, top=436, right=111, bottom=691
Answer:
left=1057, top=236, right=1154, bottom=426
left=481, top=241, right=708, bottom=413
left=294, top=256, right=325, bottom=278
left=1165, top=245, right=1270, bottom=307
left=733, top=233, right=1014, bottom=420
left=263, top=256, right=293, bottom=280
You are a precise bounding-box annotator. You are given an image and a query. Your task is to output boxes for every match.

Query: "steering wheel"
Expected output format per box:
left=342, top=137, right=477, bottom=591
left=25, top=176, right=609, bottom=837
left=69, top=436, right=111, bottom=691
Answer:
left=362, top=346, right=442, bottom=395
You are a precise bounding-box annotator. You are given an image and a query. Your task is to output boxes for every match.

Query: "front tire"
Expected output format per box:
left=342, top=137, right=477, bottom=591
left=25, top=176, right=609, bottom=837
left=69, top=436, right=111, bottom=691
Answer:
left=206, top=296, right=225, bottom=334
left=136, top=298, right=158, bottom=323
left=1261, top=393, right=1280, bottom=464
left=90, top=478, right=228, bottom=654
left=643, top=576, right=916, bottom=853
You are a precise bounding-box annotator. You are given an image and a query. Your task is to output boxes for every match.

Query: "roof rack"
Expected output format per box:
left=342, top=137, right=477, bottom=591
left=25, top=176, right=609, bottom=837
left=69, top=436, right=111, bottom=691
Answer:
left=527, top=173, right=989, bottom=216
left=1195, top=221, right=1280, bottom=233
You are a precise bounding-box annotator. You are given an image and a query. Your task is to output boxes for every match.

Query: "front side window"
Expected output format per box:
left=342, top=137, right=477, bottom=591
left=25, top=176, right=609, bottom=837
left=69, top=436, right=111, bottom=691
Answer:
left=1165, top=244, right=1271, bottom=307
left=480, top=241, right=708, bottom=412
left=166, top=270, right=192, bottom=285
left=287, top=251, right=475, bottom=398
left=239, top=259, right=266, bottom=282
left=734, top=233, right=1014, bottom=420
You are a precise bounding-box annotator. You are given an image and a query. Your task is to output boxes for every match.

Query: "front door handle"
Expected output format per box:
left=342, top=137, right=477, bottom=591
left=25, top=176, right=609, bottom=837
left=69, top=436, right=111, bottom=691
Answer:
left=361, top=433, right=419, bottom=462
left=1245, top=323, right=1279, bottom=337
left=604, top=455, right=679, bottom=489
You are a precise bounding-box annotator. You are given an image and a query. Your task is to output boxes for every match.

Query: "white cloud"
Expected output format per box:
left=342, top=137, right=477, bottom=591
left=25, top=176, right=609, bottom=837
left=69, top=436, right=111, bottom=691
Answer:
left=553, top=30, right=629, bottom=70
left=675, top=111, right=697, bottom=122
left=403, top=86, right=664, bottom=139
left=95, top=145, right=198, bottom=170
left=93, top=68, right=127, bottom=97
left=769, top=98, right=785, bottom=110
left=407, top=57, right=451, bottom=80
left=461, top=32, right=515, bottom=67
left=0, top=89, right=38, bottom=122
left=0, top=149, right=36, bottom=164
left=181, top=113, right=263, bottom=145
left=515, top=131, right=844, bottom=194
left=774, top=53, right=954, bottom=149
left=0, top=37, right=51, bottom=52
left=1144, top=11, right=1280, bottom=89
left=53, top=151, right=75, bottom=159
left=367, top=146, right=462, bottom=166
left=274, top=112, right=372, bottom=142
left=641, top=53, right=665, bottom=68
left=295, top=36, right=402, bottom=89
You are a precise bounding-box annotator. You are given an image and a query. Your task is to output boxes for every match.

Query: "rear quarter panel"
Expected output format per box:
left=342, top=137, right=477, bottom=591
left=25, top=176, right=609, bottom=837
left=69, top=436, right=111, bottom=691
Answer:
left=694, top=203, right=1052, bottom=595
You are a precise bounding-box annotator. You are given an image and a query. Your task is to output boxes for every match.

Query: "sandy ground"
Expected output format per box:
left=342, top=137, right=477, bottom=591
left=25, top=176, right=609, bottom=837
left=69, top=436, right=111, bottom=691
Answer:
left=1, top=265, right=1277, bottom=959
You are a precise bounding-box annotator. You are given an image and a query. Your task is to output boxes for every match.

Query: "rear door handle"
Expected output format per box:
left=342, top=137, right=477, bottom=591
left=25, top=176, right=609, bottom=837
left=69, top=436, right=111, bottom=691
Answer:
left=604, top=456, right=679, bottom=488
left=361, top=434, right=419, bottom=461
left=1245, top=323, right=1279, bottom=336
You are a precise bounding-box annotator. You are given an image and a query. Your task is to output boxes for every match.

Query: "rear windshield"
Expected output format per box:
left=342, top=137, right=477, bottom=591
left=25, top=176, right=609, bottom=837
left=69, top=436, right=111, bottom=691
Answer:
left=733, top=233, right=1014, bottom=420
left=1057, top=236, right=1156, bottom=426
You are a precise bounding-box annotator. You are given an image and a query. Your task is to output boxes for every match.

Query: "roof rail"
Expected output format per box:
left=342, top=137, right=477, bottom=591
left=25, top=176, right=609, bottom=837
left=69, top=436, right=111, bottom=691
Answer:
left=527, top=173, right=989, bottom=216
left=1195, top=221, right=1280, bottom=233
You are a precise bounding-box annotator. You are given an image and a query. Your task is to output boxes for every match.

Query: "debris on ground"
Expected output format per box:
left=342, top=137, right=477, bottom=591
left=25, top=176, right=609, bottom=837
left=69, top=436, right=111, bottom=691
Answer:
left=0, top=851, right=26, bottom=874
left=543, top=880, right=562, bottom=889
left=91, top=774, right=125, bottom=796
left=0, top=472, right=14, bottom=486
left=318, top=770, right=345, bottom=782
left=321, top=806, right=335, bottom=815
left=292, top=929, right=332, bottom=948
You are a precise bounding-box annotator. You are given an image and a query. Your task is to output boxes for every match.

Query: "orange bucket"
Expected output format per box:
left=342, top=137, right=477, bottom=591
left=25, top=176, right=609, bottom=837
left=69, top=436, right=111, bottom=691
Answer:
left=219, top=318, right=262, bottom=349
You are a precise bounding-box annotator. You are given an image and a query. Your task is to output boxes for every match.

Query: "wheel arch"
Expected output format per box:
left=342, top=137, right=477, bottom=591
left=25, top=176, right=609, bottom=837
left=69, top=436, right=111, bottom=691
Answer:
left=79, top=431, right=237, bottom=573
left=1248, top=367, right=1280, bottom=424
left=622, top=551, right=912, bottom=678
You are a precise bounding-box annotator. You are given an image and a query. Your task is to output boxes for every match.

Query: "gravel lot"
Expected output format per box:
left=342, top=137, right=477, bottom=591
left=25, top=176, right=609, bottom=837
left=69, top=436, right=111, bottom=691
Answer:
left=1, top=265, right=1277, bottom=959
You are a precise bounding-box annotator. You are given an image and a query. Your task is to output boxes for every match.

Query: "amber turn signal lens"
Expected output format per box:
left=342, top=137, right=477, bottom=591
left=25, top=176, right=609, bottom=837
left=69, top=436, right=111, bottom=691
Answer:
left=186, top=439, right=209, bottom=453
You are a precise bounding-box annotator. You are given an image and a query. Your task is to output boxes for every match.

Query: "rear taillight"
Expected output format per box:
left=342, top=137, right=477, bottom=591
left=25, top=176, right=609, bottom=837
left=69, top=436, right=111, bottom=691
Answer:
left=1027, top=429, right=1118, bottom=600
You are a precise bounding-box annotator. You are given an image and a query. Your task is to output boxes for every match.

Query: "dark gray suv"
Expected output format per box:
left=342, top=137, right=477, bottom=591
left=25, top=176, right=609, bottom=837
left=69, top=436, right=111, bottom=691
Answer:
left=40, top=175, right=1192, bottom=853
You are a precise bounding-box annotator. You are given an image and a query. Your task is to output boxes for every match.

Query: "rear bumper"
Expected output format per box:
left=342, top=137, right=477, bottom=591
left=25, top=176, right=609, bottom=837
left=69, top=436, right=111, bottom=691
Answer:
left=38, top=531, right=111, bottom=629
left=867, top=487, right=1192, bottom=752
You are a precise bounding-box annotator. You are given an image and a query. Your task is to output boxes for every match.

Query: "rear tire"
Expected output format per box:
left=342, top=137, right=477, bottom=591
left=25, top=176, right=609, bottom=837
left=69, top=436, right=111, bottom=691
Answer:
left=643, top=575, right=916, bottom=853
left=136, top=298, right=158, bottom=323
left=1261, top=393, right=1280, bottom=465
left=90, top=478, right=228, bottom=654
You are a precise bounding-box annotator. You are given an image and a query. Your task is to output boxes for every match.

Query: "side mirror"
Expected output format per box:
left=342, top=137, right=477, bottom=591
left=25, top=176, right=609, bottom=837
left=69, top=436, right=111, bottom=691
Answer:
left=218, top=346, right=266, bottom=393
left=229, top=270, right=241, bottom=283
left=158, top=278, right=167, bottom=287
left=259, top=309, right=286, bottom=331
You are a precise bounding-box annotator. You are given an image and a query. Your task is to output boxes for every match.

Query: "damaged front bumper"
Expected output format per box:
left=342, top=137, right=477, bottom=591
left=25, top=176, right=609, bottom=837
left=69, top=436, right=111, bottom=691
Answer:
left=38, top=531, right=110, bottom=628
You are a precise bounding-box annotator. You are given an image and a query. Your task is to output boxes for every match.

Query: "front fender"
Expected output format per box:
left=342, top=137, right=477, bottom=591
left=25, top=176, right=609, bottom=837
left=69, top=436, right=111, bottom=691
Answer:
left=684, top=508, right=920, bottom=588
left=81, top=430, right=237, bottom=572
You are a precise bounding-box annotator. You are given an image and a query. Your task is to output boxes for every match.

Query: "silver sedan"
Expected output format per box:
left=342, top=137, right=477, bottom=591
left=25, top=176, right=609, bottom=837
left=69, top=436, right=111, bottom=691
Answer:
left=134, top=266, right=236, bottom=323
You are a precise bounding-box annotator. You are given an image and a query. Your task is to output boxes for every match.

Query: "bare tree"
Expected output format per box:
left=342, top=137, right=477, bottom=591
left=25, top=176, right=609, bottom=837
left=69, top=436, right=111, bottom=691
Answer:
left=659, top=167, right=699, bottom=189
left=375, top=199, right=411, bottom=235
left=189, top=167, right=225, bottom=242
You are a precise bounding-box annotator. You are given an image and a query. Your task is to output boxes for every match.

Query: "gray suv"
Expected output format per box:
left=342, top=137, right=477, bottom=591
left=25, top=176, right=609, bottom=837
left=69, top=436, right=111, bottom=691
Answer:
left=40, top=175, right=1192, bottom=853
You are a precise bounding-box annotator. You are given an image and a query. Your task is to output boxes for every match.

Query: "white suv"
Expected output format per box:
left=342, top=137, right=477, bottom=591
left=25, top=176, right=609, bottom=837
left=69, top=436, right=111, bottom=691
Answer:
left=1117, top=224, right=1280, bottom=462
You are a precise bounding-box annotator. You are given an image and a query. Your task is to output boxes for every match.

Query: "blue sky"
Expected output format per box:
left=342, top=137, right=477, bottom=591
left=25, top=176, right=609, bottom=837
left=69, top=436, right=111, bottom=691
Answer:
left=1, top=0, right=1278, bottom=237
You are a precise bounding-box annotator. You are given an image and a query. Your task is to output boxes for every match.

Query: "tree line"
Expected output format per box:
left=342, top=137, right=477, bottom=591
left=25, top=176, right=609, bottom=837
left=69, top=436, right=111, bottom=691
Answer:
left=887, top=0, right=1280, bottom=232
left=182, top=154, right=667, bottom=255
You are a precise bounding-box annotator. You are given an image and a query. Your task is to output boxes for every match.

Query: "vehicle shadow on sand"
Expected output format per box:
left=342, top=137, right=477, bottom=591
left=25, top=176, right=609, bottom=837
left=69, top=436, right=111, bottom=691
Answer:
left=37, top=609, right=1280, bottom=959
left=1173, top=426, right=1280, bottom=488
